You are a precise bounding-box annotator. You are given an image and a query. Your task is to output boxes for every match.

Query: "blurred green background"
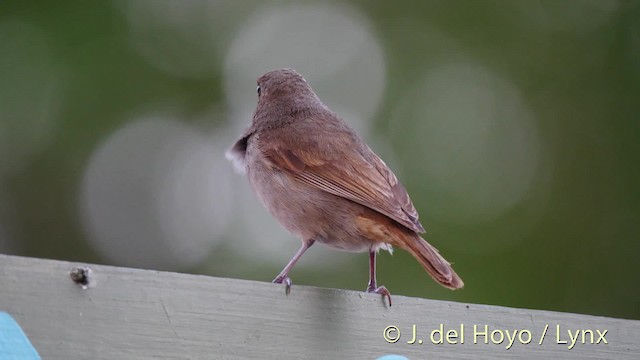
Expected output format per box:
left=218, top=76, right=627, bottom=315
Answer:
left=1, top=0, right=638, bottom=320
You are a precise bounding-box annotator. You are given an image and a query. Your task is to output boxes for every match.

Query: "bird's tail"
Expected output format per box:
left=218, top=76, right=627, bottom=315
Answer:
left=404, top=235, right=464, bottom=290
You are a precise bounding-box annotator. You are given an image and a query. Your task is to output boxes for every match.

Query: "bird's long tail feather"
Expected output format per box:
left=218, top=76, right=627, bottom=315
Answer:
left=404, top=236, right=464, bottom=290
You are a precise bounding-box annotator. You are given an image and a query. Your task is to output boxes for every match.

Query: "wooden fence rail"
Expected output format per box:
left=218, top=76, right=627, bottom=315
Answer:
left=1, top=254, right=638, bottom=359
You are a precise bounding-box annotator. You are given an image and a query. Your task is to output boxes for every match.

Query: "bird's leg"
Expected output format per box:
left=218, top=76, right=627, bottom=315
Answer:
left=366, top=249, right=392, bottom=306
left=273, top=238, right=315, bottom=295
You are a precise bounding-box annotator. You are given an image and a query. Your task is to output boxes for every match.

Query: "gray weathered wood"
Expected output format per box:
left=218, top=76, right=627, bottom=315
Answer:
left=0, top=254, right=637, bottom=359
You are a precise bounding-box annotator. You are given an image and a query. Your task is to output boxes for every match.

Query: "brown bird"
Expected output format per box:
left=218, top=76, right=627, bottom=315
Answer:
left=227, top=68, right=463, bottom=306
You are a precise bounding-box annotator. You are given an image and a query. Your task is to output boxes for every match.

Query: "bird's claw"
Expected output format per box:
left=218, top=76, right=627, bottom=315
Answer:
left=273, top=275, right=292, bottom=295
left=367, top=285, right=392, bottom=307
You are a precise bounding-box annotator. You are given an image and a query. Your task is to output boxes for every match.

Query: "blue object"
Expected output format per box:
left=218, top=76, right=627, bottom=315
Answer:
left=376, top=355, right=410, bottom=360
left=0, top=312, right=41, bottom=360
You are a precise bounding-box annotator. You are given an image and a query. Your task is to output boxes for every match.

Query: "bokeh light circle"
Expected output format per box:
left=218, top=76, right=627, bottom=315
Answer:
left=224, top=3, right=386, bottom=129
left=390, top=60, right=541, bottom=225
left=81, top=117, right=232, bottom=269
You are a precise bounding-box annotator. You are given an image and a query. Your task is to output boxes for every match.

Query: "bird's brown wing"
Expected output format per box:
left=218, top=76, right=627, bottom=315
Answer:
left=364, top=144, right=424, bottom=232
left=260, top=129, right=425, bottom=233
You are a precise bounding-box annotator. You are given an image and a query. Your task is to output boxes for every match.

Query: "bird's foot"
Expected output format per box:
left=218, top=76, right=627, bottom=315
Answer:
left=367, top=285, right=392, bottom=307
left=272, top=275, right=292, bottom=295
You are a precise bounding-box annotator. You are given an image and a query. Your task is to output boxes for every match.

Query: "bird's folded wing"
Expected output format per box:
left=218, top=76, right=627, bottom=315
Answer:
left=262, top=140, right=425, bottom=234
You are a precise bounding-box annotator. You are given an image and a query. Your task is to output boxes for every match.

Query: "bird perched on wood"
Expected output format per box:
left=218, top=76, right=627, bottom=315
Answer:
left=227, top=68, right=463, bottom=306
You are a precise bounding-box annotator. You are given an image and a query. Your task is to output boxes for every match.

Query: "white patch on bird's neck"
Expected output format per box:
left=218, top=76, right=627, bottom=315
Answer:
left=225, top=148, right=247, bottom=174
